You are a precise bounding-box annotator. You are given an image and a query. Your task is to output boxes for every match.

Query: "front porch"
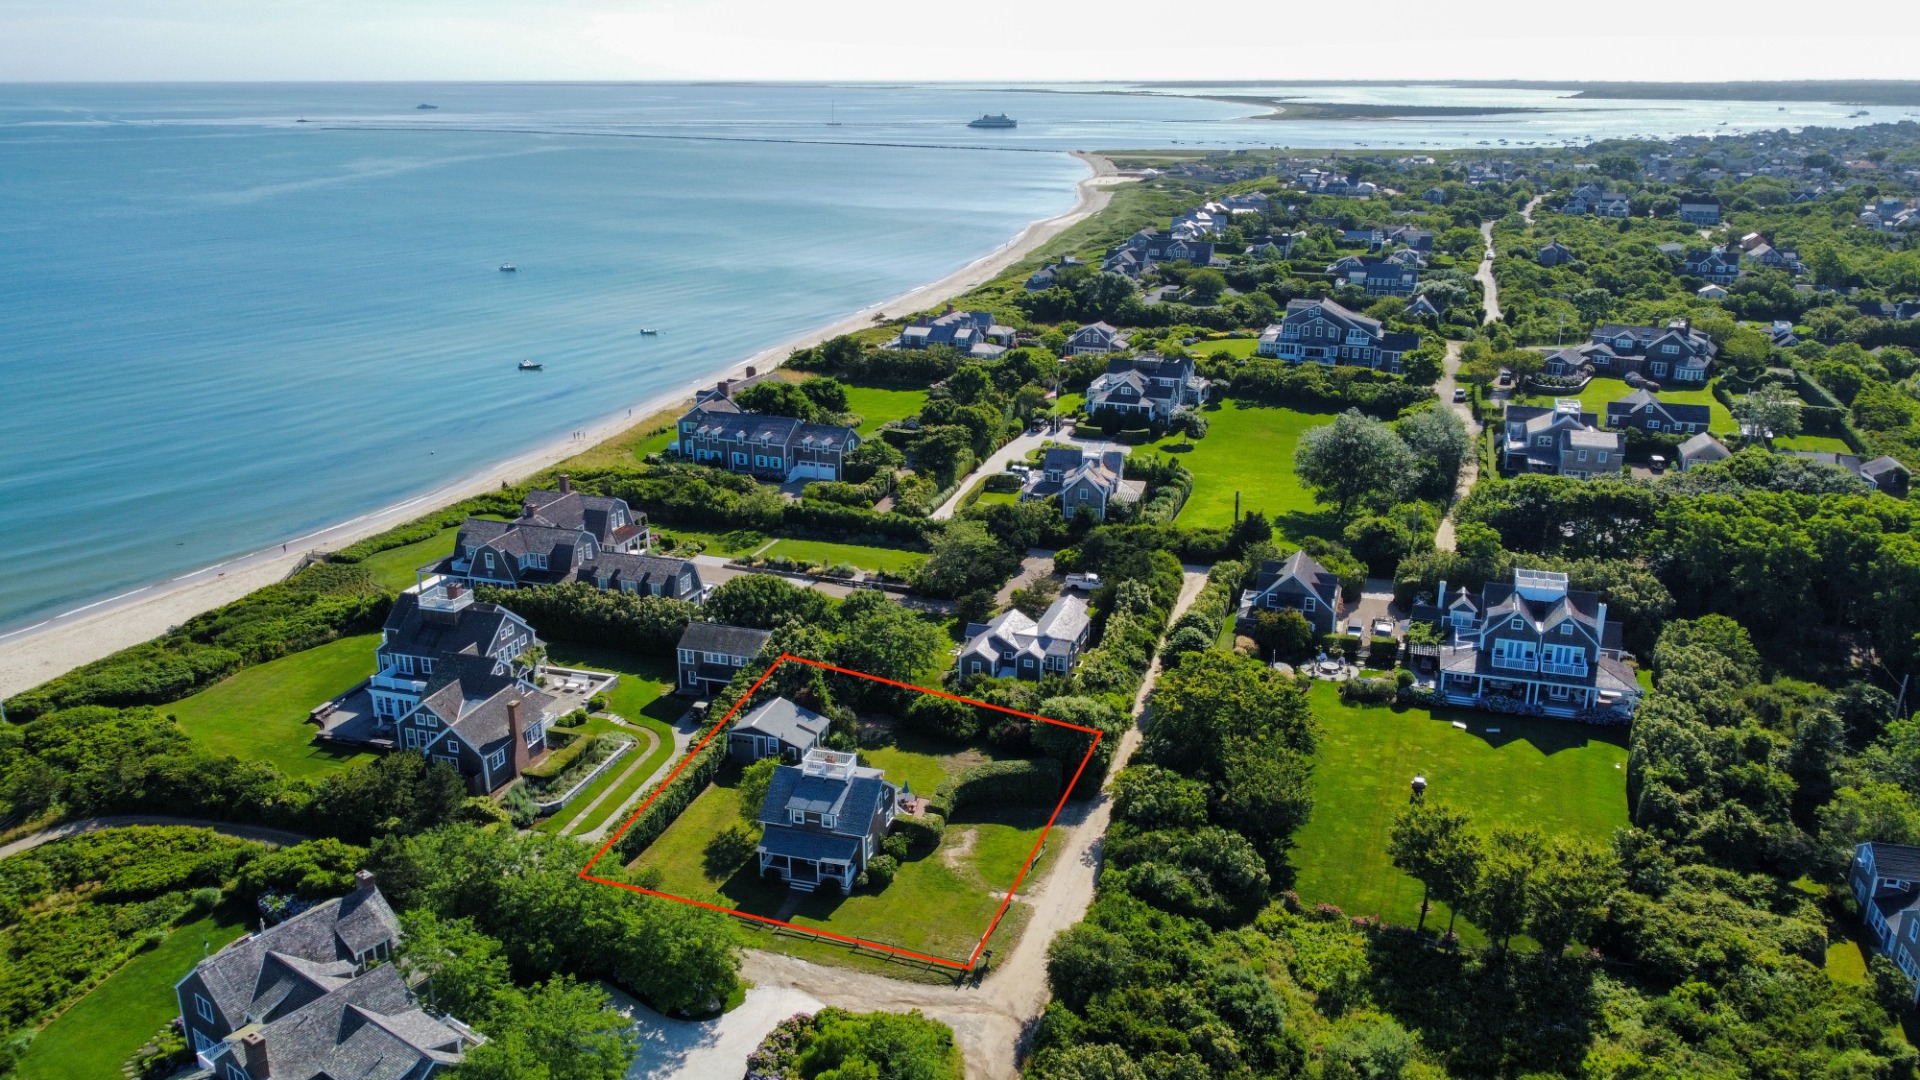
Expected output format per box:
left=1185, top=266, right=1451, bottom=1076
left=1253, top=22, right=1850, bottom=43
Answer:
left=759, top=851, right=856, bottom=894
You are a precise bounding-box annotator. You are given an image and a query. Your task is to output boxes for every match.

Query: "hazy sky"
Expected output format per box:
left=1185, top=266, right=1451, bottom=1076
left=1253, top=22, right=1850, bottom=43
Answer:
left=0, top=0, right=1912, bottom=82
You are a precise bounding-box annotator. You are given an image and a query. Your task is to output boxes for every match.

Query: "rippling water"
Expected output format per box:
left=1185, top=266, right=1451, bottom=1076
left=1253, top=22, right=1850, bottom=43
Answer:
left=0, top=82, right=1897, bottom=632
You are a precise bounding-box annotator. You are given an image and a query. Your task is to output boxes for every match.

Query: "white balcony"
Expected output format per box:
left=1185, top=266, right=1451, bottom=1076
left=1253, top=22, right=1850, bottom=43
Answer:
left=370, top=666, right=428, bottom=693
left=1539, top=660, right=1589, bottom=677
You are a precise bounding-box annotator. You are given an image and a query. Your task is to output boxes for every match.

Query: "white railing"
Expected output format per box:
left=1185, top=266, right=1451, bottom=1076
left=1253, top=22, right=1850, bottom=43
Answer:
left=1540, top=660, right=1589, bottom=677
left=1490, top=656, right=1537, bottom=673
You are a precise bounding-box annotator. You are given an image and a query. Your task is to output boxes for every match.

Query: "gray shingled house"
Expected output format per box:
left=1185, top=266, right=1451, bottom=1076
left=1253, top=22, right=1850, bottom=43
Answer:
left=728, top=696, right=829, bottom=764
left=176, top=872, right=480, bottom=1075
left=755, top=748, right=900, bottom=893
left=956, top=595, right=1091, bottom=680
left=676, top=621, right=773, bottom=696
left=1851, top=842, right=1920, bottom=998
left=1235, top=551, right=1344, bottom=638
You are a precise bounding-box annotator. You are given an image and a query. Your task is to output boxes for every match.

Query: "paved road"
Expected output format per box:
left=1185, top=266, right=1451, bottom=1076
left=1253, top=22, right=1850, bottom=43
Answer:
left=0, top=815, right=310, bottom=861
left=930, top=428, right=1112, bottom=521
left=687, top=567, right=1215, bottom=1080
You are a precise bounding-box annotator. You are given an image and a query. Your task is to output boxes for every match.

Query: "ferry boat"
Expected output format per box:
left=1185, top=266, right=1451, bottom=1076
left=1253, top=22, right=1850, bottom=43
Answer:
left=416, top=104, right=439, bottom=110
left=518, top=361, right=543, bottom=371
left=968, top=113, right=1017, bottom=129
left=499, top=264, right=516, bottom=272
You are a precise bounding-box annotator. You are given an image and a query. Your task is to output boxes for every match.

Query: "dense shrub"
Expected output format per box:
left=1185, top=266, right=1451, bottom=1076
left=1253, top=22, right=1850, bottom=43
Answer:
left=474, top=583, right=694, bottom=654
left=929, top=758, right=1063, bottom=818
left=1341, top=676, right=1398, bottom=704
left=864, top=854, right=899, bottom=889
left=891, top=813, right=947, bottom=853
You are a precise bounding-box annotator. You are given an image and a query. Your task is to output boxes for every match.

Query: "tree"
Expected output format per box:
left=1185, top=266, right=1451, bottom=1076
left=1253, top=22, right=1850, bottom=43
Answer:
left=917, top=522, right=1017, bottom=599
left=1185, top=268, right=1228, bottom=304
left=731, top=380, right=820, bottom=423
left=455, top=977, right=640, bottom=1080
left=1294, top=409, right=1415, bottom=520
left=832, top=590, right=948, bottom=691
left=703, top=573, right=834, bottom=630
left=736, top=757, right=777, bottom=823
left=1733, top=385, right=1802, bottom=448
left=1572, top=287, right=1613, bottom=325
left=1525, top=837, right=1618, bottom=958
left=398, top=911, right=512, bottom=1025
left=799, top=375, right=850, bottom=414
left=1396, top=405, right=1472, bottom=503
left=1249, top=608, right=1315, bottom=660
left=945, top=365, right=993, bottom=406
left=1467, top=826, right=1543, bottom=953
left=1387, top=802, right=1481, bottom=933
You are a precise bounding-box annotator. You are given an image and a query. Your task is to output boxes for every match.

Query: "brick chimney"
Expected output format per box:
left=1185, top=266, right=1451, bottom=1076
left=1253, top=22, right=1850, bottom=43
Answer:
left=353, top=869, right=375, bottom=894
left=558, top=473, right=572, bottom=495
left=744, top=365, right=758, bottom=378
left=241, top=1031, right=270, bottom=1080
left=507, top=699, right=532, bottom=775
left=718, top=378, right=732, bottom=399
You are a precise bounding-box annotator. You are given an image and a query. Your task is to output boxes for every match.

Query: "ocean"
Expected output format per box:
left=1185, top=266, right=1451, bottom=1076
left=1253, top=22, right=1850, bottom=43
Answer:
left=0, top=82, right=1899, bottom=634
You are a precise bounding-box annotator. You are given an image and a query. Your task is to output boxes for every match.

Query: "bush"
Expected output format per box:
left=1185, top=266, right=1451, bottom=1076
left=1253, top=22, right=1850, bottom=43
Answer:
left=929, top=759, right=1063, bottom=818
left=865, top=854, right=899, bottom=889
left=892, top=813, right=947, bottom=853
left=1367, top=637, right=1400, bottom=668
left=882, top=832, right=911, bottom=861
left=983, top=471, right=1025, bottom=494
left=1322, top=633, right=1361, bottom=662
left=1341, top=676, right=1398, bottom=704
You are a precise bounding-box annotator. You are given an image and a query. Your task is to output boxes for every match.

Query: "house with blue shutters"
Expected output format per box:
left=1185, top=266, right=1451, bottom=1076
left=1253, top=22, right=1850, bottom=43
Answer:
left=1851, top=842, right=1920, bottom=1000
left=756, top=748, right=900, bottom=893
left=1257, top=299, right=1421, bottom=374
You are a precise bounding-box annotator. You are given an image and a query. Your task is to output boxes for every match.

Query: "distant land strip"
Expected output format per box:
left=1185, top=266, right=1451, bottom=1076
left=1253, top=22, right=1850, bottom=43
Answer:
left=309, top=123, right=1065, bottom=154
left=1134, top=80, right=1920, bottom=106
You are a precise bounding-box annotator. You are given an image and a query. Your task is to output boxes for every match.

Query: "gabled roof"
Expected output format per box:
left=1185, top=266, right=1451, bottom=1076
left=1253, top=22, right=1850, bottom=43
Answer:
left=415, top=663, right=553, bottom=755
left=1865, top=842, right=1920, bottom=881
left=209, top=963, right=470, bottom=1080
left=757, top=755, right=889, bottom=838
left=1282, top=297, right=1384, bottom=339
left=734, top=696, right=830, bottom=748
left=518, top=489, right=636, bottom=543
left=1251, top=551, right=1339, bottom=608
left=187, top=884, right=401, bottom=1034
left=381, top=592, right=526, bottom=662
left=1678, top=432, right=1731, bottom=462
left=678, top=621, right=773, bottom=658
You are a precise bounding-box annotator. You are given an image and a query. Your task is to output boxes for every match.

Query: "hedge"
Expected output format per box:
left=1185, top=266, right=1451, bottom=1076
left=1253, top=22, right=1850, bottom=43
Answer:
left=890, top=812, right=947, bottom=852
left=927, top=759, right=1063, bottom=819
left=614, top=737, right=729, bottom=861
left=475, top=583, right=694, bottom=654
left=1321, top=633, right=1361, bottom=662
left=1341, top=676, right=1398, bottom=704
left=1367, top=637, right=1401, bottom=668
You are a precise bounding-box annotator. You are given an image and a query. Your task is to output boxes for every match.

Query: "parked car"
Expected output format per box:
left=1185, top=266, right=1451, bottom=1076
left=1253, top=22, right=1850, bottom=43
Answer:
left=1649, top=454, right=1669, bottom=473
left=1452, top=387, right=1468, bottom=403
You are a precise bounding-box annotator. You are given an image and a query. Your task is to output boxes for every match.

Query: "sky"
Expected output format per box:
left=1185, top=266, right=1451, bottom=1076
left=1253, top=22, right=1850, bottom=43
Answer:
left=0, top=0, right=1914, bottom=83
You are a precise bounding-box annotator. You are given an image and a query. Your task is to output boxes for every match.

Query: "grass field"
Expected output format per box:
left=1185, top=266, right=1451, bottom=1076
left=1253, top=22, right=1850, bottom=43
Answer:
left=356, top=527, right=459, bottom=592
left=1773, top=433, right=1856, bottom=454
left=654, top=527, right=769, bottom=557
left=16, top=911, right=249, bottom=1080
left=1170, top=401, right=1340, bottom=541
left=632, top=735, right=1057, bottom=971
left=1190, top=336, right=1261, bottom=359
left=1287, top=682, right=1628, bottom=941
left=762, top=538, right=929, bottom=575
left=535, top=644, right=683, bottom=836
left=843, top=384, right=929, bottom=435
left=168, top=634, right=379, bottom=778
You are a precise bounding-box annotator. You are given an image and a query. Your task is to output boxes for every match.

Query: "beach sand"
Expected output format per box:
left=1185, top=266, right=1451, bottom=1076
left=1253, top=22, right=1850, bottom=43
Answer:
left=0, top=152, right=1129, bottom=702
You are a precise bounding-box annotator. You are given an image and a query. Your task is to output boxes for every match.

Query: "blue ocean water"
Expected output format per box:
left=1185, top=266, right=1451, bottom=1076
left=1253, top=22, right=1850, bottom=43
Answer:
left=0, top=83, right=1896, bottom=633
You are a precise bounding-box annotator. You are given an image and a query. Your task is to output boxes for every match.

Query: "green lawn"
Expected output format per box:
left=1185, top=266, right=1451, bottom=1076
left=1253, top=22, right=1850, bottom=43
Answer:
left=762, top=538, right=929, bottom=575
left=357, top=527, right=460, bottom=593
left=1190, top=337, right=1261, bottom=359
left=1827, top=939, right=1871, bottom=986
left=653, top=527, right=769, bottom=558
left=1553, top=377, right=1737, bottom=436
left=1287, top=682, right=1628, bottom=941
left=168, top=634, right=379, bottom=778
left=843, top=384, right=930, bottom=435
left=538, top=644, right=683, bottom=835
left=16, top=911, right=249, bottom=1080
left=1171, top=401, right=1340, bottom=541
left=632, top=737, right=1056, bottom=969
left=1773, top=433, right=1855, bottom=454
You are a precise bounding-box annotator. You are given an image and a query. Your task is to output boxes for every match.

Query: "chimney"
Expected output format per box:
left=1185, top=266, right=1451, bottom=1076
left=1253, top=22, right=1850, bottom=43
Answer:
left=744, top=365, right=757, bottom=378
left=353, top=869, right=375, bottom=894
left=718, top=379, right=732, bottom=399
left=1595, top=602, right=1609, bottom=652
left=445, top=581, right=464, bottom=601
left=507, top=699, right=532, bottom=776
left=558, top=473, right=572, bottom=495
left=1437, top=580, right=1447, bottom=609
left=241, top=1031, right=270, bottom=1080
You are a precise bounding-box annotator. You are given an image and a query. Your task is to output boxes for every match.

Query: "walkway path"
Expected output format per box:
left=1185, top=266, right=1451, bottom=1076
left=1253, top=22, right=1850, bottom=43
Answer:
left=691, top=567, right=1214, bottom=1080
left=0, top=815, right=310, bottom=861
left=1432, top=340, right=1484, bottom=553
left=580, top=708, right=707, bottom=843
left=554, top=726, right=659, bottom=838
left=1474, top=195, right=1541, bottom=328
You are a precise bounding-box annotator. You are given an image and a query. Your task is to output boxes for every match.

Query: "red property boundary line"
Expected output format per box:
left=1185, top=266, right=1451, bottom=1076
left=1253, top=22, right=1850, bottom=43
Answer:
left=579, top=653, right=1102, bottom=971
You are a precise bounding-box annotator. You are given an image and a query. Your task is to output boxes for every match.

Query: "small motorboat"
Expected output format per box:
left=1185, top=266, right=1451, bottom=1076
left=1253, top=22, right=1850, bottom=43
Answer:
left=416, top=104, right=439, bottom=110
left=499, top=264, right=516, bottom=272
left=518, top=361, right=543, bottom=371
left=639, top=328, right=660, bottom=336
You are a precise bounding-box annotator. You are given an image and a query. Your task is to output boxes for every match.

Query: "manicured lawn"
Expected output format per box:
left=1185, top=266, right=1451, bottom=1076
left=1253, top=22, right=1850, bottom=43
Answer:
left=168, top=634, right=379, bottom=778
left=1827, top=939, right=1871, bottom=985
left=1558, top=377, right=1737, bottom=435
left=1170, top=401, right=1340, bottom=542
left=763, top=538, right=929, bottom=575
left=357, top=527, right=457, bottom=593
left=16, top=911, right=249, bottom=1080
left=1190, top=337, right=1261, bottom=359
left=654, top=527, right=769, bottom=557
left=1287, top=682, right=1628, bottom=941
left=858, top=727, right=1008, bottom=798
left=536, top=644, right=683, bottom=836
left=1773, top=433, right=1855, bottom=454
left=632, top=737, right=1058, bottom=968
left=564, top=730, right=679, bottom=837
left=843, top=384, right=929, bottom=435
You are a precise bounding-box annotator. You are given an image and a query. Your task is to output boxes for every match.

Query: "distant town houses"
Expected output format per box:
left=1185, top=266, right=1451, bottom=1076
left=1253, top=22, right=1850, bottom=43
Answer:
left=1537, top=240, right=1576, bottom=267
left=1541, top=318, right=1716, bottom=385
left=1681, top=245, right=1742, bottom=286
left=755, top=747, right=900, bottom=893
left=1502, top=399, right=1625, bottom=479
left=1084, top=354, right=1210, bottom=422
left=1561, top=185, right=1631, bottom=218
left=895, top=307, right=1014, bottom=358
left=728, top=695, right=828, bottom=765
left=1023, top=445, right=1143, bottom=522
left=1850, top=842, right=1920, bottom=998
left=177, top=873, right=480, bottom=1075
left=957, top=594, right=1092, bottom=680
left=676, top=620, right=773, bottom=696
left=1784, top=452, right=1912, bottom=498
left=1101, top=229, right=1217, bottom=278
left=1605, top=388, right=1711, bottom=435
left=1403, top=293, right=1442, bottom=319
left=1065, top=321, right=1132, bottom=355
left=1327, top=255, right=1419, bottom=296
left=1234, top=551, right=1343, bottom=638
left=1025, top=256, right=1084, bottom=291
left=1677, top=432, right=1732, bottom=471
left=1257, top=298, right=1422, bottom=374
left=1859, top=198, right=1919, bottom=231
left=1678, top=199, right=1723, bottom=226
left=1742, top=240, right=1802, bottom=274
left=429, top=481, right=701, bottom=600
left=1416, top=568, right=1641, bottom=717
left=675, top=389, right=862, bottom=484
left=1855, top=299, right=1920, bottom=321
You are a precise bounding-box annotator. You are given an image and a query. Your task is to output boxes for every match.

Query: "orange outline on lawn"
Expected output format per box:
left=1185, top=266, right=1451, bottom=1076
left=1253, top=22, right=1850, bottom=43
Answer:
left=579, top=654, right=1103, bottom=970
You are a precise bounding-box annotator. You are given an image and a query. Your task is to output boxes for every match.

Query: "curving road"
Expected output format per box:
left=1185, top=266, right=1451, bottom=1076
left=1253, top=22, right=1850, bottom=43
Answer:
left=0, top=815, right=310, bottom=861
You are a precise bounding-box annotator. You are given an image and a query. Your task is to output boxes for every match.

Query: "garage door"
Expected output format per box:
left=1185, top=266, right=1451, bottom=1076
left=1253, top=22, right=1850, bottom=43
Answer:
left=788, top=462, right=835, bottom=482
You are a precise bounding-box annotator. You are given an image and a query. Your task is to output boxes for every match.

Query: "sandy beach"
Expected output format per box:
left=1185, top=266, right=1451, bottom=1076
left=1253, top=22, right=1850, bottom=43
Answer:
left=0, top=152, right=1129, bottom=702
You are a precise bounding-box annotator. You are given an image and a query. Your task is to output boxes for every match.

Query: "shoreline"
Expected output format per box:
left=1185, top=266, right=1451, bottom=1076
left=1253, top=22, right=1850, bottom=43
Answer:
left=0, top=151, right=1128, bottom=702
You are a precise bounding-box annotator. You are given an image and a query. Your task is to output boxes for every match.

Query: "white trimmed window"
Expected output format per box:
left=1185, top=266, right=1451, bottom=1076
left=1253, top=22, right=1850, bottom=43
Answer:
left=488, top=749, right=506, bottom=770
left=195, top=994, right=215, bottom=1023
